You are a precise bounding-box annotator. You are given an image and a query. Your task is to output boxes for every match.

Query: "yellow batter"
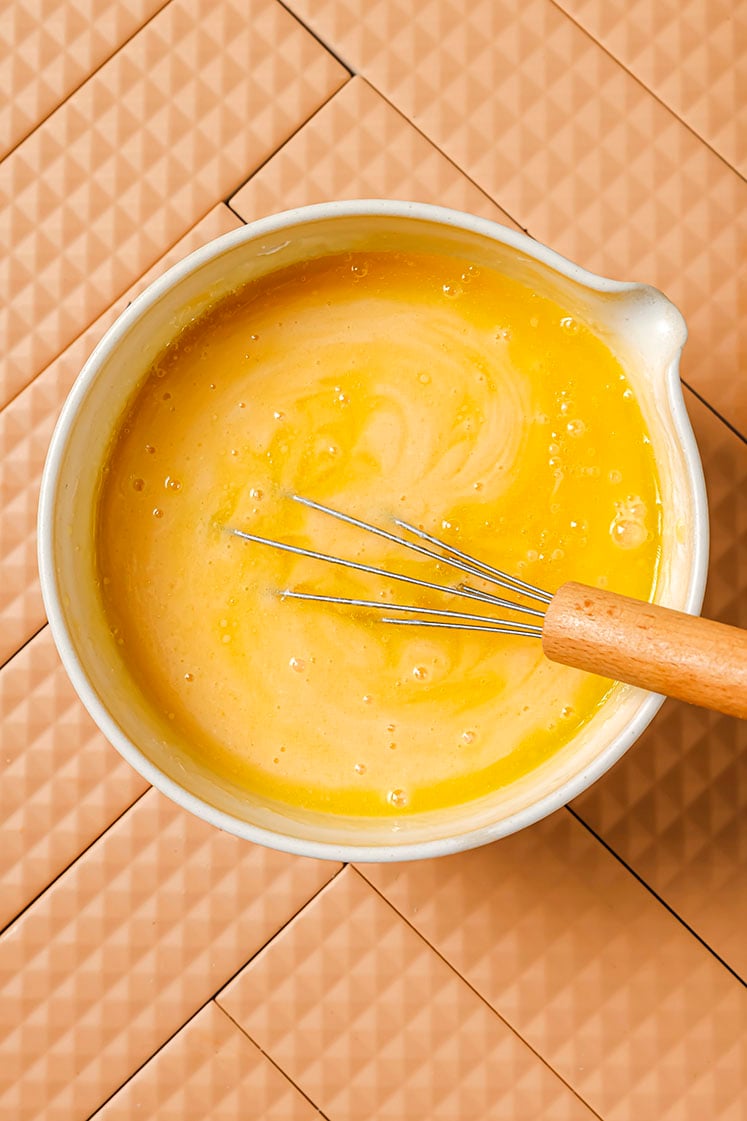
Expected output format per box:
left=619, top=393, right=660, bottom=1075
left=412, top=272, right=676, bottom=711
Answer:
left=97, top=250, right=661, bottom=816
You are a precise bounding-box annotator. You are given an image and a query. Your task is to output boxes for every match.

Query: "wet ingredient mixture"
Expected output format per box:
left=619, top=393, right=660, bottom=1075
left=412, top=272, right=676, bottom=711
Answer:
left=97, top=250, right=661, bottom=816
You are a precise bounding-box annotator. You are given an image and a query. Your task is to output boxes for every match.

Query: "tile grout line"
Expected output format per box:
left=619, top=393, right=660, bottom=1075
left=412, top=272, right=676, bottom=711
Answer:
left=275, top=0, right=356, bottom=75
left=272, top=0, right=601, bottom=266
left=224, top=75, right=352, bottom=207
left=0, top=785, right=152, bottom=939
left=682, top=380, right=747, bottom=445
left=565, top=805, right=746, bottom=987
left=353, top=866, right=606, bottom=1120
left=0, top=0, right=175, bottom=166
left=1, top=76, right=351, bottom=418
left=216, top=1007, right=332, bottom=1120
left=84, top=864, right=346, bottom=1120
left=366, top=81, right=530, bottom=234
left=214, top=864, right=347, bottom=1006
left=547, top=0, right=746, bottom=185
left=0, top=620, right=48, bottom=675
left=0, top=201, right=237, bottom=420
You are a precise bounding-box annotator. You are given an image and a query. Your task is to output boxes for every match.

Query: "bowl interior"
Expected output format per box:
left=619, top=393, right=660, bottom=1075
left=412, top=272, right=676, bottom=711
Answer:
left=43, top=207, right=705, bottom=857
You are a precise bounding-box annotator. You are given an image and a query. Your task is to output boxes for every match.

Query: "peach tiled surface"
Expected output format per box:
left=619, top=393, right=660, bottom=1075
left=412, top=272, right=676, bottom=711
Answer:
left=552, top=0, right=747, bottom=177
left=573, top=392, right=747, bottom=979
left=95, top=1002, right=323, bottom=1120
left=219, top=868, right=597, bottom=1121
left=362, top=822, right=747, bottom=1120
left=1, top=0, right=169, bottom=160
left=0, top=629, right=148, bottom=932
left=0, top=790, right=338, bottom=1119
left=1, top=4, right=745, bottom=1119
left=0, top=0, right=346, bottom=412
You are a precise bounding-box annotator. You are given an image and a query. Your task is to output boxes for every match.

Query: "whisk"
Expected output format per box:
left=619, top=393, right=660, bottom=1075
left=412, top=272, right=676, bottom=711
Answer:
left=231, top=495, right=747, bottom=720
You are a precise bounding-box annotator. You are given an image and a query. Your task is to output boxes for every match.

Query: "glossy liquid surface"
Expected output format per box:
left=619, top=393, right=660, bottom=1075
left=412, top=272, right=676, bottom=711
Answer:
left=97, top=251, right=661, bottom=816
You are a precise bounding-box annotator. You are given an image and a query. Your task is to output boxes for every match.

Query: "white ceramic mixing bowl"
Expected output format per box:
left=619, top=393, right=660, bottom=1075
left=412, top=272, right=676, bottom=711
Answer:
left=38, top=201, right=708, bottom=862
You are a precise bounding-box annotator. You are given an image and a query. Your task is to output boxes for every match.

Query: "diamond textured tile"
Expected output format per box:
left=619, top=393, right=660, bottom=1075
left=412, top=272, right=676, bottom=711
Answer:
left=362, top=814, right=747, bottom=1120
left=573, top=390, right=747, bottom=978
left=553, top=0, right=747, bottom=176
left=0, top=629, right=148, bottom=933
left=0, top=0, right=346, bottom=411
left=1, top=0, right=167, bottom=159
left=219, top=867, right=597, bottom=1121
left=231, top=76, right=519, bottom=228
left=96, top=1001, right=321, bottom=1120
left=0, top=204, right=241, bottom=671
left=286, top=0, right=747, bottom=433
left=0, top=790, right=339, bottom=1121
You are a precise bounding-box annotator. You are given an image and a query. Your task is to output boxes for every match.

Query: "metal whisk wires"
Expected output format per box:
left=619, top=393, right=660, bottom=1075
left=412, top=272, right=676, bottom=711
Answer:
left=230, top=495, right=550, bottom=638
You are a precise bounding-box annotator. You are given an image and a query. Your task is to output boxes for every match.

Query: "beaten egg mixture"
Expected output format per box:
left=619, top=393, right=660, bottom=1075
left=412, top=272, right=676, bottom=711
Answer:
left=97, top=250, right=661, bottom=816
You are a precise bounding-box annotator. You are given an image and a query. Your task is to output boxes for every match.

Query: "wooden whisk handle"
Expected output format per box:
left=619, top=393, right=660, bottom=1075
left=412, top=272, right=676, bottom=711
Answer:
left=542, top=582, right=747, bottom=719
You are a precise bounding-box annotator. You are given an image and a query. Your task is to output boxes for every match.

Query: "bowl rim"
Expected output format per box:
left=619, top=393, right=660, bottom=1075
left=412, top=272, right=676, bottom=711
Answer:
left=37, top=199, right=709, bottom=862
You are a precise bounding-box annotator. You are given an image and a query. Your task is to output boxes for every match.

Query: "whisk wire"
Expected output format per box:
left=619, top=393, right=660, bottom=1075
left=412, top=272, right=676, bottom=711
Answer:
left=231, top=527, right=543, bottom=618
left=382, top=618, right=538, bottom=635
left=280, top=590, right=543, bottom=635
left=290, top=495, right=546, bottom=615
left=393, top=518, right=552, bottom=604
left=231, top=495, right=551, bottom=634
